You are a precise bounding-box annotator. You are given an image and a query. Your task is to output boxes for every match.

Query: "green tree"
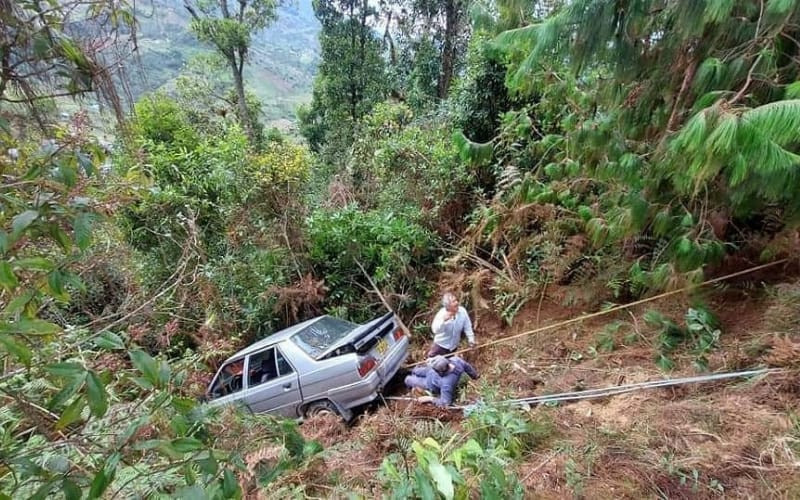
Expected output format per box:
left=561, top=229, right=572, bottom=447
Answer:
left=300, top=0, right=387, bottom=156
left=0, top=0, right=136, bottom=126
left=461, top=0, right=800, bottom=293
left=184, top=0, right=278, bottom=145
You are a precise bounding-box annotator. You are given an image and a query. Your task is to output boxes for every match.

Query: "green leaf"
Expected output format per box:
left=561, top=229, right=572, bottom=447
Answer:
left=46, top=362, right=86, bottom=378
left=0, top=230, right=8, bottom=254
left=58, top=161, right=78, bottom=187
left=73, top=213, right=94, bottom=251
left=86, top=371, right=108, bottom=418
left=0, top=318, right=61, bottom=335
left=57, top=397, right=86, bottom=429
left=2, top=290, right=34, bottom=316
left=428, top=461, right=454, bottom=500
left=0, top=261, right=18, bottom=291
left=48, top=270, right=69, bottom=300
left=452, top=130, right=493, bottom=165
left=30, top=479, right=58, bottom=500
left=76, top=152, right=95, bottom=176
left=0, top=333, right=32, bottom=365
left=88, top=452, right=120, bottom=499
left=785, top=81, right=800, bottom=99
left=767, top=0, right=794, bottom=15
left=414, top=467, right=436, bottom=500
left=48, top=224, right=73, bottom=252
left=62, top=478, right=82, bottom=500
left=171, top=437, right=205, bottom=453
left=12, top=210, right=39, bottom=237
left=158, top=360, right=172, bottom=387
left=48, top=373, right=87, bottom=409
left=130, top=350, right=160, bottom=386
left=93, top=331, right=125, bottom=350
left=176, top=485, right=205, bottom=499
left=222, top=469, right=239, bottom=498
left=12, top=257, right=54, bottom=271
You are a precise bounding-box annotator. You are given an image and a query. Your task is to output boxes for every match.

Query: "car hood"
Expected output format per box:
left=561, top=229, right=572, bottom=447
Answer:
left=317, top=312, right=395, bottom=358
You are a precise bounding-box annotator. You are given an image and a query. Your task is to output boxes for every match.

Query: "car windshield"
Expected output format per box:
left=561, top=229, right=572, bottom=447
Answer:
left=291, top=316, right=357, bottom=358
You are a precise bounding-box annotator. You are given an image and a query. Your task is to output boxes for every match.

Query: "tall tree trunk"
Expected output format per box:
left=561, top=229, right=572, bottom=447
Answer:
left=438, top=0, right=459, bottom=99
left=229, top=55, right=256, bottom=144
left=349, top=0, right=357, bottom=123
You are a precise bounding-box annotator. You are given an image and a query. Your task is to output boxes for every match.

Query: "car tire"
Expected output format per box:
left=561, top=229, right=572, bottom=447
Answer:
left=304, top=400, right=340, bottom=418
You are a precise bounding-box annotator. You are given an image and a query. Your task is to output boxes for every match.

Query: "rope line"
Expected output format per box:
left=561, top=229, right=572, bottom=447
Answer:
left=407, top=258, right=791, bottom=368
left=385, top=368, right=784, bottom=411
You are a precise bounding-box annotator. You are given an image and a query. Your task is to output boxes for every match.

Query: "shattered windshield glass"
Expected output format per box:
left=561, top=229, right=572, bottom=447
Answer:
left=291, top=316, right=357, bottom=358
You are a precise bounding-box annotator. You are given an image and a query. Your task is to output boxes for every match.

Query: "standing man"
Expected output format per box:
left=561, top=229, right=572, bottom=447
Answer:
left=428, top=292, right=476, bottom=357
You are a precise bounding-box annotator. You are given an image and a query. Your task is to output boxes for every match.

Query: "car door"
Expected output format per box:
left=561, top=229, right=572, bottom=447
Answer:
left=207, top=358, right=248, bottom=408
left=242, top=346, right=302, bottom=418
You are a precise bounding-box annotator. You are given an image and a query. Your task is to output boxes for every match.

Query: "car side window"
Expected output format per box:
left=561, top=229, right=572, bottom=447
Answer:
left=209, top=359, right=245, bottom=399
left=276, top=349, right=294, bottom=376
left=248, top=348, right=279, bottom=388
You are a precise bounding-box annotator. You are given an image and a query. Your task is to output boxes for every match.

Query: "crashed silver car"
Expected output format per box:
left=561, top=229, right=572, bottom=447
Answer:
left=205, top=312, right=408, bottom=421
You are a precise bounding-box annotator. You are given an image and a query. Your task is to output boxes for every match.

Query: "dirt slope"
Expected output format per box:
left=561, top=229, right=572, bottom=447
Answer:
left=287, top=281, right=800, bottom=498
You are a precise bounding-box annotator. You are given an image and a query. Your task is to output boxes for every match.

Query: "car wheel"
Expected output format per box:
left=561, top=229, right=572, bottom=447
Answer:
left=304, top=400, right=340, bottom=418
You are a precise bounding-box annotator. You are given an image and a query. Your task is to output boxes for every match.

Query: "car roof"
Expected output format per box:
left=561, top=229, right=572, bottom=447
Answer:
left=222, top=316, right=327, bottom=363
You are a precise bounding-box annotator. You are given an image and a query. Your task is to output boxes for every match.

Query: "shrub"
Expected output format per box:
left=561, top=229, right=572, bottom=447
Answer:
left=306, top=205, right=435, bottom=320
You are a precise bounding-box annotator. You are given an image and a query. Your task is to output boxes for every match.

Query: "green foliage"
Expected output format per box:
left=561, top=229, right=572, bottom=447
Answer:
left=306, top=205, right=434, bottom=320
left=299, top=0, right=388, bottom=159
left=117, top=93, right=305, bottom=343
left=185, top=0, right=278, bottom=144
left=0, top=121, right=313, bottom=498
left=452, top=0, right=800, bottom=301
left=348, top=102, right=473, bottom=232
left=380, top=404, right=548, bottom=499
left=644, top=306, right=722, bottom=371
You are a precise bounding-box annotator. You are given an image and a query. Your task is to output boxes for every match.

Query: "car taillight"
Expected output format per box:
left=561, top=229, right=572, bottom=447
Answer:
left=358, top=356, right=377, bottom=377
left=393, top=328, right=404, bottom=341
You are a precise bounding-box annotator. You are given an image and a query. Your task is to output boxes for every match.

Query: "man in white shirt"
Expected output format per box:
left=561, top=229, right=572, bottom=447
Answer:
left=428, top=292, right=476, bottom=357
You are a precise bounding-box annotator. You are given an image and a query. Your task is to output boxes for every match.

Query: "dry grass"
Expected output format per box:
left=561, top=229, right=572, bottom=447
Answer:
left=214, top=278, right=800, bottom=497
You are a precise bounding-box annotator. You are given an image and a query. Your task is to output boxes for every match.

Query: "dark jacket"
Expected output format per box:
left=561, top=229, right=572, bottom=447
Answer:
left=410, top=357, right=479, bottom=407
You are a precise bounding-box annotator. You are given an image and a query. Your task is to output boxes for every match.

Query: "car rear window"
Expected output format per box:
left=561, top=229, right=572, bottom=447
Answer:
left=290, top=316, right=357, bottom=358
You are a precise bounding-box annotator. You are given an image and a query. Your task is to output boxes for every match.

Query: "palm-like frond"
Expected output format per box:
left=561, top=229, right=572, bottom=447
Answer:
left=453, top=130, right=493, bottom=165
left=742, top=99, right=800, bottom=147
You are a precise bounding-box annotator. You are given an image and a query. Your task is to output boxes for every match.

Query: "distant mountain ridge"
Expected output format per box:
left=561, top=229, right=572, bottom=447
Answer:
left=128, top=0, right=319, bottom=127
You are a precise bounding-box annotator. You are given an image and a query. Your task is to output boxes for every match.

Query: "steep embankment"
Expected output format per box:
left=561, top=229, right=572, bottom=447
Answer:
left=284, top=273, right=800, bottom=498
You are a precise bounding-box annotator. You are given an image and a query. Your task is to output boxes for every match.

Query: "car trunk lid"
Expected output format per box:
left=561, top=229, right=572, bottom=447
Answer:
left=319, top=312, right=395, bottom=358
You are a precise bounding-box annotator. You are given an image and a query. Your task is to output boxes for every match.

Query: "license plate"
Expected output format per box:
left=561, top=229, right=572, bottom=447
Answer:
left=375, top=338, right=388, bottom=355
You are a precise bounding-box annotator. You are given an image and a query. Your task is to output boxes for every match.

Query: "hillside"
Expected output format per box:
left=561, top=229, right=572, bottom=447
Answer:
left=289, top=276, right=800, bottom=497
left=128, top=0, right=319, bottom=127
left=3, top=0, right=800, bottom=498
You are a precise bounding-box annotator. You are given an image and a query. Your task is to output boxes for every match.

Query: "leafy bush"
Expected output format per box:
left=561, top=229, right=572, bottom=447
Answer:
left=379, top=404, right=549, bottom=499
left=349, top=102, right=474, bottom=235
left=306, top=205, right=435, bottom=320
left=644, top=306, right=722, bottom=371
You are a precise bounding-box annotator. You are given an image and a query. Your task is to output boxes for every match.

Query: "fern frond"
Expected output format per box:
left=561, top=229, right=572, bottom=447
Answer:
left=453, top=130, right=493, bottom=165
left=671, top=109, right=709, bottom=153
left=703, top=0, right=735, bottom=24
left=496, top=164, right=522, bottom=198
left=494, top=14, right=566, bottom=89
left=693, top=58, right=724, bottom=93
left=742, top=99, right=800, bottom=147
left=766, top=0, right=796, bottom=16
left=785, top=81, right=800, bottom=99
left=492, top=23, right=538, bottom=50
left=707, top=114, right=738, bottom=155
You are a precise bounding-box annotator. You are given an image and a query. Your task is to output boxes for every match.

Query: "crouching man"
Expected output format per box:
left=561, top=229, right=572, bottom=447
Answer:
left=404, top=355, right=479, bottom=408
